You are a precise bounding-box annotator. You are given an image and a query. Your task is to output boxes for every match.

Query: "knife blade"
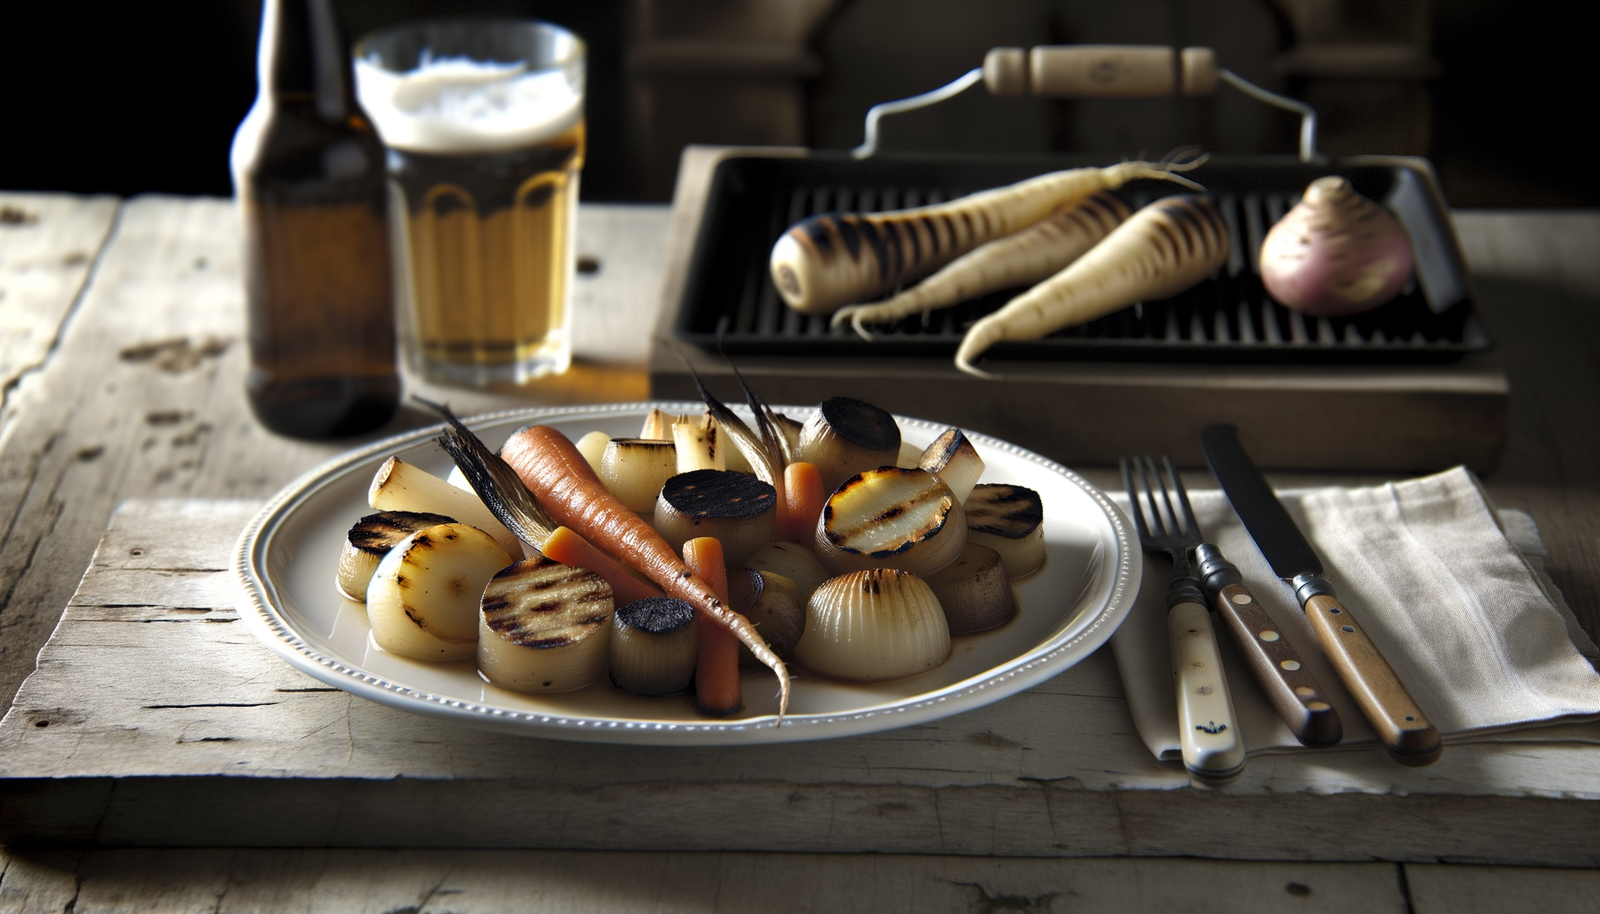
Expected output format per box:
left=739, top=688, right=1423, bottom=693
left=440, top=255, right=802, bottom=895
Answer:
left=1201, top=424, right=1442, bottom=767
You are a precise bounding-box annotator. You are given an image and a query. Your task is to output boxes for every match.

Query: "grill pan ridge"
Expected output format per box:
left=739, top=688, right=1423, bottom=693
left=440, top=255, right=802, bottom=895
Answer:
left=673, top=154, right=1486, bottom=366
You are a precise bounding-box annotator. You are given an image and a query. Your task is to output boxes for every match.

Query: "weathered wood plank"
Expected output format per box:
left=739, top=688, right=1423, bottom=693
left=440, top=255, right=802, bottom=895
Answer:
left=1407, top=863, right=1600, bottom=914
left=1, top=847, right=1410, bottom=914
left=1, top=499, right=1597, bottom=863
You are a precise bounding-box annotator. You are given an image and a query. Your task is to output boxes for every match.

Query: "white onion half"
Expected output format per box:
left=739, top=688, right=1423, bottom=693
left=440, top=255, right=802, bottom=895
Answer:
left=792, top=569, right=951, bottom=682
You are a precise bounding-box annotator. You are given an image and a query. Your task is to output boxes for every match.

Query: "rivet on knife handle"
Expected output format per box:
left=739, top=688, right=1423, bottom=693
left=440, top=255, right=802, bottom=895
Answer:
left=1197, top=544, right=1342, bottom=747
left=1169, top=598, right=1246, bottom=782
left=1301, top=588, right=1442, bottom=766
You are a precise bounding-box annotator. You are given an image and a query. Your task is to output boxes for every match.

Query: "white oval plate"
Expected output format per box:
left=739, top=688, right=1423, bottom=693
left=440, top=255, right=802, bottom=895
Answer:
left=232, top=402, right=1140, bottom=745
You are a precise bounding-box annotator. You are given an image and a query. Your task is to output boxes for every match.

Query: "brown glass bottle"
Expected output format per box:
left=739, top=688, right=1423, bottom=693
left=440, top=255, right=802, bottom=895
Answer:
left=231, top=0, right=398, bottom=438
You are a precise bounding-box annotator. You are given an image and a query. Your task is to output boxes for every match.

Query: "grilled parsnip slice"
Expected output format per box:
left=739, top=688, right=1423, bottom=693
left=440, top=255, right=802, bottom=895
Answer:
left=965, top=484, right=1046, bottom=576
left=479, top=555, right=614, bottom=693
left=673, top=414, right=726, bottom=474
left=653, top=469, right=778, bottom=568
left=746, top=541, right=832, bottom=602
left=369, top=456, right=523, bottom=559
left=918, top=428, right=985, bottom=504
left=600, top=437, right=678, bottom=513
left=815, top=467, right=967, bottom=577
left=609, top=596, right=698, bottom=695
left=792, top=569, right=951, bottom=681
left=367, top=523, right=514, bottom=661
left=797, top=396, right=902, bottom=494
left=729, top=568, right=806, bottom=666
left=337, top=510, right=455, bottom=601
left=925, top=542, right=1015, bottom=634
left=640, top=408, right=690, bottom=440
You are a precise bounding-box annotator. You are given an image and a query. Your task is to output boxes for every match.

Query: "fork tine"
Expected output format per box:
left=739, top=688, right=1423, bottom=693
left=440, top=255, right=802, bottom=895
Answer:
left=1138, top=456, right=1170, bottom=537
left=1163, top=455, right=1202, bottom=540
left=1148, top=455, right=1181, bottom=537
left=1119, top=457, right=1152, bottom=541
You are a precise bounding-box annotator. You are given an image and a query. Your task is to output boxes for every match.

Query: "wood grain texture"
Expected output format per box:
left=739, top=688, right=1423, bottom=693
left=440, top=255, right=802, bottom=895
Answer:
left=1, top=499, right=1597, bottom=862
left=0, top=847, right=1412, bottom=914
left=1407, top=863, right=1600, bottom=914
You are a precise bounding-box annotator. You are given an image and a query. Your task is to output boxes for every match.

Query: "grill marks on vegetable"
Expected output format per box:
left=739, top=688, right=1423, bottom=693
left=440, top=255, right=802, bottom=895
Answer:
left=482, top=556, right=613, bottom=648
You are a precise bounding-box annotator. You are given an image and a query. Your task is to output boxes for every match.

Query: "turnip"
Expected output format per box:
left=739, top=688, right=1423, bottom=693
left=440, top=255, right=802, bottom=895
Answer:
left=1259, top=176, right=1414, bottom=318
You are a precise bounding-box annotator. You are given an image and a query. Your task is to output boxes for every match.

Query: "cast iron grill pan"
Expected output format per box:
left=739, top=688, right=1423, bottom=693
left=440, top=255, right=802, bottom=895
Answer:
left=674, top=154, right=1486, bottom=365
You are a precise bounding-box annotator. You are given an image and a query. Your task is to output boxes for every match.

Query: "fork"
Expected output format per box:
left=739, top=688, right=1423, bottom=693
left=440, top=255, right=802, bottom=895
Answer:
left=1123, top=455, right=1246, bottom=782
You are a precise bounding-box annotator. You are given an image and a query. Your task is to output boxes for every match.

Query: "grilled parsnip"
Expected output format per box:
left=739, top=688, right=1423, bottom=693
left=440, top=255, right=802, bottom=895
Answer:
left=746, top=541, right=832, bottom=602
left=925, top=542, right=1016, bottom=634
left=652, top=469, right=778, bottom=568
left=640, top=408, right=690, bottom=440
left=797, top=396, right=902, bottom=494
left=965, top=484, right=1046, bottom=576
left=673, top=414, right=725, bottom=474
left=575, top=431, right=611, bottom=476
left=917, top=428, right=985, bottom=504
left=367, top=523, right=514, bottom=661
left=599, top=437, right=678, bottom=513
left=608, top=597, right=698, bottom=695
left=792, top=569, right=951, bottom=681
left=369, top=456, right=523, bottom=559
left=337, top=510, right=454, bottom=601
left=815, top=467, right=967, bottom=577
left=729, top=568, right=806, bottom=666
left=479, top=555, right=614, bottom=693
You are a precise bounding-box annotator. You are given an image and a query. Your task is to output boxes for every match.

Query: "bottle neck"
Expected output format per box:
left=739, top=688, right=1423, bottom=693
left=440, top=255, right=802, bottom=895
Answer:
left=257, top=0, right=349, bottom=122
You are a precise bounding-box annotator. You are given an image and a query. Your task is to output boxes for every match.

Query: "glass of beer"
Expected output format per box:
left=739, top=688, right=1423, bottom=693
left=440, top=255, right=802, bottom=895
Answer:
left=354, top=19, right=585, bottom=386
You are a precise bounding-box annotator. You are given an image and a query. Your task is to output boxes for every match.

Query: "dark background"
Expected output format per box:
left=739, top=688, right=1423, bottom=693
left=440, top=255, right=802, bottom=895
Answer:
left=0, top=0, right=1584, bottom=206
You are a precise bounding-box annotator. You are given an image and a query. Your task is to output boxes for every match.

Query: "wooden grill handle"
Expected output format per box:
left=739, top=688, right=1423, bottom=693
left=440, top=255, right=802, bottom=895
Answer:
left=985, top=45, right=1218, bottom=98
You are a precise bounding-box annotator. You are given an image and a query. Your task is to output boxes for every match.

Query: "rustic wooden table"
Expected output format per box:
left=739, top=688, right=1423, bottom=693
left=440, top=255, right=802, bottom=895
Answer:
left=1, top=190, right=1597, bottom=911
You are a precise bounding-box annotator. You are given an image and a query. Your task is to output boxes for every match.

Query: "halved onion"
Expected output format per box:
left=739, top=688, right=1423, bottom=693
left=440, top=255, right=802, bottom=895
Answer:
left=918, top=428, right=986, bottom=503
left=609, top=597, right=698, bottom=695
left=792, top=569, right=951, bottom=681
left=965, top=484, right=1046, bottom=576
left=797, top=396, right=902, bottom=494
left=652, top=470, right=778, bottom=567
left=924, top=542, right=1016, bottom=634
left=336, top=510, right=455, bottom=601
left=600, top=438, right=678, bottom=513
left=729, top=568, right=805, bottom=666
left=814, top=467, right=967, bottom=577
left=367, top=523, right=513, bottom=661
left=746, top=541, right=832, bottom=601
left=479, top=555, right=614, bottom=693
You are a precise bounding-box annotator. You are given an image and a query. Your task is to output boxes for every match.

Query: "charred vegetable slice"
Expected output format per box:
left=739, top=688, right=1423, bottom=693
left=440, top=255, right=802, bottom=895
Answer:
left=792, top=569, right=951, bottom=682
left=600, top=437, right=678, bottom=513
left=797, top=396, right=902, bottom=495
left=729, top=568, right=806, bottom=666
left=367, top=523, right=514, bottom=661
left=653, top=469, right=778, bottom=568
left=479, top=555, right=614, bottom=693
left=337, top=510, right=455, bottom=601
left=917, top=428, right=986, bottom=504
left=815, top=467, right=967, bottom=577
left=965, top=484, right=1046, bottom=576
left=925, top=542, right=1016, bottom=634
left=609, top=596, right=698, bottom=696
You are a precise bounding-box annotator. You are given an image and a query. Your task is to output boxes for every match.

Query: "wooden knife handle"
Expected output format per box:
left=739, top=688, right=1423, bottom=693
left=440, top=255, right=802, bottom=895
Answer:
left=1213, top=582, right=1343, bottom=746
left=1304, top=594, right=1442, bottom=766
left=1169, top=600, right=1246, bottom=781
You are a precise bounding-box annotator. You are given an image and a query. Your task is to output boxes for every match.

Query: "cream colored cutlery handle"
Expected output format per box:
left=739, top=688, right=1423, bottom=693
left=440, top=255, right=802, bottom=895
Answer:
left=1170, top=601, right=1246, bottom=781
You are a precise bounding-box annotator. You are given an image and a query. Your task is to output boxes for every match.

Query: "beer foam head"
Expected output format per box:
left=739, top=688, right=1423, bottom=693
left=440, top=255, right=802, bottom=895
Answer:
left=356, top=52, right=583, bottom=155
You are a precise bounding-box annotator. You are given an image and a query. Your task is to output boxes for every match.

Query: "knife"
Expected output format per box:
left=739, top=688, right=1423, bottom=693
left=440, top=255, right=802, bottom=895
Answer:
left=1200, top=424, right=1442, bottom=767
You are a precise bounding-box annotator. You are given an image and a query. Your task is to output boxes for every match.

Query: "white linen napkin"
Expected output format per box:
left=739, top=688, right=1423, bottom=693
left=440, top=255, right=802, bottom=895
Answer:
left=1110, top=467, right=1600, bottom=760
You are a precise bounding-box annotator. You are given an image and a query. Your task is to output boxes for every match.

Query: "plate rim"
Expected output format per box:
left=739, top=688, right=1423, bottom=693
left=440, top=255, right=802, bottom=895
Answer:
left=231, top=400, right=1141, bottom=745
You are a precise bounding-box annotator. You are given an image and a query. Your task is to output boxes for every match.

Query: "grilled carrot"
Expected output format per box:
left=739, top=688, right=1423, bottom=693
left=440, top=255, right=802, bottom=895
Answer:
left=500, top=424, right=791, bottom=719
left=683, top=536, right=740, bottom=716
left=783, top=461, right=827, bottom=545
left=771, top=160, right=1202, bottom=317
left=540, top=525, right=662, bottom=606
left=955, top=195, right=1230, bottom=378
left=831, top=191, right=1131, bottom=340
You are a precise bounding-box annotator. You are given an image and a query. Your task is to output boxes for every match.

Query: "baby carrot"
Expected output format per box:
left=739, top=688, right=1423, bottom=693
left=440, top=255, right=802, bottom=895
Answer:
left=783, top=461, right=828, bottom=545
left=683, top=536, right=740, bottom=716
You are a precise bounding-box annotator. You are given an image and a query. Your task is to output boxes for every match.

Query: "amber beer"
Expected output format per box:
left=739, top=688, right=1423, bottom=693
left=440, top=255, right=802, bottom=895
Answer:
left=355, top=20, right=586, bottom=385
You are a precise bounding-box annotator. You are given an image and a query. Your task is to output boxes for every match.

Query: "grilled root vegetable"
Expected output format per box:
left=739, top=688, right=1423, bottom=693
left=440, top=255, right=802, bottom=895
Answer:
left=609, top=597, right=698, bottom=696
left=652, top=469, right=778, bottom=568
left=337, top=510, right=455, bottom=601
left=1260, top=175, right=1413, bottom=317
left=815, top=467, right=967, bottom=577
left=369, top=456, right=523, bottom=559
left=965, top=484, right=1046, bottom=577
left=793, top=569, right=951, bottom=681
left=917, top=428, right=985, bottom=504
left=729, top=568, right=806, bottom=666
left=925, top=542, right=1016, bottom=634
left=797, top=396, right=902, bottom=495
left=479, top=555, right=614, bottom=693
left=575, top=431, right=611, bottom=476
left=772, top=160, right=1203, bottom=316
left=955, top=194, right=1230, bottom=378
left=833, top=191, right=1131, bottom=338
left=746, top=541, right=832, bottom=601
left=600, top=438, right=678, bottom=513
left=367, top=523, right=514, bottom=661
